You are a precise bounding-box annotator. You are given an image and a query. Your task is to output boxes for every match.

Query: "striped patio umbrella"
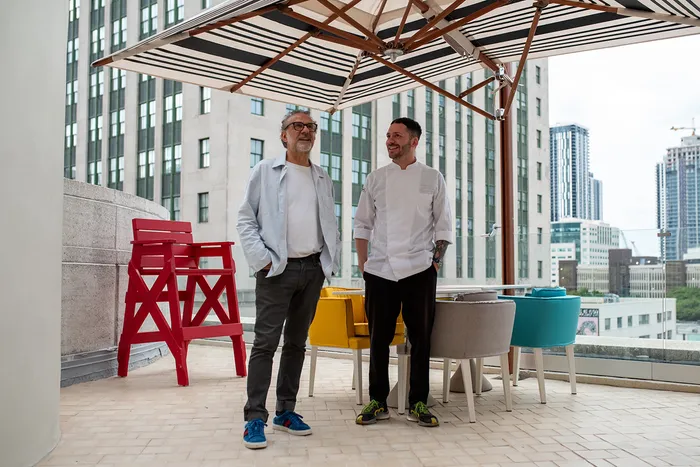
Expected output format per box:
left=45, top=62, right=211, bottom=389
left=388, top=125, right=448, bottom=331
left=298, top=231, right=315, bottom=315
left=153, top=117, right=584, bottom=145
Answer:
left=93, top=0, right=700, bottom=119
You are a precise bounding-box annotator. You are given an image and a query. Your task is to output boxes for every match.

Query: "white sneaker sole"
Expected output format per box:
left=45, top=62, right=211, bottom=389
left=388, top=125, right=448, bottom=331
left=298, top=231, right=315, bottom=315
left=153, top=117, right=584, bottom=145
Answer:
left=273, top=424, right=313, bottom=436
left=243, top=440, right=267, bottom=449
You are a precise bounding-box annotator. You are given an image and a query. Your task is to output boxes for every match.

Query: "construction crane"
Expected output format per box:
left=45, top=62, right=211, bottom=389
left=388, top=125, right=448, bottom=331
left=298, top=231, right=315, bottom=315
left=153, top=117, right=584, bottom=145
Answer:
left=619, top=231, right=640, bottom=256
left=670, top=118, right=697, bottom=136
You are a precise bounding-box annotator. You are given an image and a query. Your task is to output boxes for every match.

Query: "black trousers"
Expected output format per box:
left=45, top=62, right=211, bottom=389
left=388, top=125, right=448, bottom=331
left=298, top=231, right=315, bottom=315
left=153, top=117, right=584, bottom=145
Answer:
left=364, top=266, right=437, bottom=406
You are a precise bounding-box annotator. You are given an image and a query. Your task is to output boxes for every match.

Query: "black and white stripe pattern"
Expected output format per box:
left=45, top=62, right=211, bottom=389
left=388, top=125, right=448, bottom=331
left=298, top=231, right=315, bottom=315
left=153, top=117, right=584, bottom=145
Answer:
left=95, top=0, right=700, bottom=111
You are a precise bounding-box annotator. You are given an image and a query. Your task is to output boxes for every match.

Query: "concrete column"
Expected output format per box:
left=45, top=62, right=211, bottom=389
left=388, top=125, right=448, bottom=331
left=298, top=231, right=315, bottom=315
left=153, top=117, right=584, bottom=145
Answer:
left=0, top=2, right=65, bottom=466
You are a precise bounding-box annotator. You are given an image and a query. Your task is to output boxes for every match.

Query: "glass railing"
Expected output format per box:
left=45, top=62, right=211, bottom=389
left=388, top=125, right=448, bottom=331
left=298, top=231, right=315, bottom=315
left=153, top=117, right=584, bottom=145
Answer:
left=190, top=229, right=700, bottom=370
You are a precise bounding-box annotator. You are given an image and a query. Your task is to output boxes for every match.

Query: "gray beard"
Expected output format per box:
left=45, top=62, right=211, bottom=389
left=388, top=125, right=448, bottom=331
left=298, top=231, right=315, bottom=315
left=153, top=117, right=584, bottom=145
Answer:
left=295, top=141, right=313, bottom=153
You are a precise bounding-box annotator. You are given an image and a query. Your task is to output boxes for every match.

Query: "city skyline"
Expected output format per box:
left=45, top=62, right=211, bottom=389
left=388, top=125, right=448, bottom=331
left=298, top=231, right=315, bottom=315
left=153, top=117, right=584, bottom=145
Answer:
left=549, top=34, right=700, bottom=258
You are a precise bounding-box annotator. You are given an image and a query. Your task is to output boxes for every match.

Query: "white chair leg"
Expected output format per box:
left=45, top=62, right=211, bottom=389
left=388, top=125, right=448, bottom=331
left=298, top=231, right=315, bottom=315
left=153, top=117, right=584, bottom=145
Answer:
left=308, top=346, right=318, bottom=397
left=512, top=347, right=521, bottom=387
left=353, top=349, right=363, bottom=405
left=499, top=353, right=513, bottom=412
left=566, top=344, right=577, bottom=395
left=442, top=358, right=451, bottom=403
left=398, top=354, right=408, bottom=415
left=534, top=348, right=546, bottom=404
left=351, top=363, right=356, bottom=390
left=475, top=358, right=483, bottom=396
left=460, top=359, right=476, bottom=423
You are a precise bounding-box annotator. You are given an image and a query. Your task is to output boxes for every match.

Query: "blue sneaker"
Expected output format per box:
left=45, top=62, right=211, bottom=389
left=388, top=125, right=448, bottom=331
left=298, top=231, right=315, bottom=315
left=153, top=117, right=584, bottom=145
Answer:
left=272, top=411, right=312, bottom=436
left=243, top=419, right=267, bottom=449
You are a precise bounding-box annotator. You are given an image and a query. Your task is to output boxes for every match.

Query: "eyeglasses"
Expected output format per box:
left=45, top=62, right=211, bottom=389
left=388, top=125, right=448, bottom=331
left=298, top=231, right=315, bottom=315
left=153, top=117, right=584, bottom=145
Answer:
left=284, top=122, right=318, bottom=133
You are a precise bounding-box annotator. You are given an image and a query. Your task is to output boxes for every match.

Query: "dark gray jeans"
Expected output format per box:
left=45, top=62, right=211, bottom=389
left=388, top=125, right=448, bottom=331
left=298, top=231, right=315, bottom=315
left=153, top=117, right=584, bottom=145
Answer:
left=244, top=254, right=325, bottom=422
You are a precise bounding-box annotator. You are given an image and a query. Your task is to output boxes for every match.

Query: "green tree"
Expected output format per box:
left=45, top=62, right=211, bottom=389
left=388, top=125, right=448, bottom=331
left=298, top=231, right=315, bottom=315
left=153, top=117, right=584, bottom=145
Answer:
left=571, top=288, right=604, bottom=297
left=668, top=287, right=700, bottom=322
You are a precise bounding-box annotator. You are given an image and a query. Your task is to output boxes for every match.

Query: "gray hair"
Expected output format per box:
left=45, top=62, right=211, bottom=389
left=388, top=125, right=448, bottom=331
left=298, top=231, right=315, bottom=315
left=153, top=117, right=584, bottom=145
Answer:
left=280, top=109, right=313, bottom=148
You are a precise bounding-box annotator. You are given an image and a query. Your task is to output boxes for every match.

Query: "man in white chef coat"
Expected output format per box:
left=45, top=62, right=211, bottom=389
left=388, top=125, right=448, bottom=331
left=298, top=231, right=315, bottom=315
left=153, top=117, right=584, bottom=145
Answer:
left=353, top=117, right=452, bottom=428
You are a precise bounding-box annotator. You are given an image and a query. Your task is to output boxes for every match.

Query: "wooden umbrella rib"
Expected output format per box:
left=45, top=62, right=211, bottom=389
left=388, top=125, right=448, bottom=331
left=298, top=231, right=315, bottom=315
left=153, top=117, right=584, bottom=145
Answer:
left=549, top=0, right=617, bottom=13
left=403, top=0, right=469, bottom=49
left=315, top=0, right=385, bottom=47
left=504, top=7, right=541, bottom=113
left=394, top=1, right=415, bottom=44
left=370, top=0, right=389, bottom=32
left=316, top=33, right=382, bottom=53
left=370, top=54, right=495, bottom=120
left=407, top=0, right=508, bottom=51
left=228, top=32, right=317, bottom=92
left=228, top=0, right=364, bottom=93
left=190, top=0, right=310, bottom=36
left=282, top=8, right=376, bottom=50
left=459, top=76, right=495, bottom=98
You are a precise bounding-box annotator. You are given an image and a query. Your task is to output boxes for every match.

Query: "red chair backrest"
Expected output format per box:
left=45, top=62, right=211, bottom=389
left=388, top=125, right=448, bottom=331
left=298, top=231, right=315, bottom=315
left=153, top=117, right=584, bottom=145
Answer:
left=131, top=219, right=197, bottom=272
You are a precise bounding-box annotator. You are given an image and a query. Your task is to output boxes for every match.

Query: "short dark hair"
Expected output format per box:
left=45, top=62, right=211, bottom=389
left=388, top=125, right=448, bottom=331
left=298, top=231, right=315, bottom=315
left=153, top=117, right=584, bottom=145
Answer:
left=391, top=117, right=422, bottom=140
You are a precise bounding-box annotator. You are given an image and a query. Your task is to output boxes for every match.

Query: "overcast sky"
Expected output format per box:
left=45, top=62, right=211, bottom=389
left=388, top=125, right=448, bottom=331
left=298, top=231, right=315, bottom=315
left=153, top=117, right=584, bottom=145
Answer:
left=548, top=34, right=700, bottom=256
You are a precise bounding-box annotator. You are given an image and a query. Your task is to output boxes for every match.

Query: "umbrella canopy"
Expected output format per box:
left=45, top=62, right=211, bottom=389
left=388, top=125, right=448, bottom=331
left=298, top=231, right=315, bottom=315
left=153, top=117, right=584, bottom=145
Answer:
left=93, top=0, right=700, bottom=117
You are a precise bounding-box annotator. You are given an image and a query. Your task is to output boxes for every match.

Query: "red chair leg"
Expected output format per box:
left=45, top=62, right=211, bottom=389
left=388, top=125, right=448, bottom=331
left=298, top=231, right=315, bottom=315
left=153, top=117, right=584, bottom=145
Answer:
left=118, top=286, right=138, bottom=377
left=117, top=337, right=131, bottom=377
left=173, top=347, right=189, bottom=387
left=225, top=275, right=247, bottom=377
left=232, top=335, right=247, bottom=377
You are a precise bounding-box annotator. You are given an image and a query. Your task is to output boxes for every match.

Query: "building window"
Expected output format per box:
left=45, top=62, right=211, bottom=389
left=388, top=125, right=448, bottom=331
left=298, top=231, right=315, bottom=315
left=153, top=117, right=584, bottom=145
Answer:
left=137, top=74, right=156, bottom=200
left=199, top=138, right=210, bottom=168
left=392, top=93, right=400, bottom=120
left=657, top=312, right=663, bottom=323
left=537, top=261, right=543, bottom=279
left=605, top=318, right=611, bottom=330
left=484, top=72, right=497, bottom=278
left=407, top=90, right=415, bottom=119
left=537, top=129, right=542, bottom=148
left=250, top=138, right=264, bottom=167
left=657, top=333, right=663, bottom=339
left=108, top=69, right=126, bottom=191
left=537, top=195, right=543, bottom=213
left=640, top=335, right=650, bottom=339
left=537, top=227, right=542, bottom=244
left=111, top=0, right=128, bottom=52
left=352, top=103, right=372, bottom=277
left=251, top=97, right=264, bottom=116
left=140, top=0, right=158, bottom=39
left=536, top=97, right=541, bottom=117
left=666, top=330, right=672, bottom=339
left=617, top=317, right=623, bottom=328
left=640, top=314, right=650, bottom=325
left=200, top=87, right=211, bottom=114
left=321, top=110, right=343, bottom=274
left=537, top=161, right=542, bottom=180
left=425, top=89, right=433, bottom=167
left=666, top=311, right=672, bottom=321
left=536, top=65, right=541, bottom=84
left=165, top=0, right=184, bottom=27
left=628, top=315, right=633, bottom=326
left=198, top=193, right=209, bottom=223
left=202, top=0, right=210, bottom=8
left=162, top=80, right=182, bottom=220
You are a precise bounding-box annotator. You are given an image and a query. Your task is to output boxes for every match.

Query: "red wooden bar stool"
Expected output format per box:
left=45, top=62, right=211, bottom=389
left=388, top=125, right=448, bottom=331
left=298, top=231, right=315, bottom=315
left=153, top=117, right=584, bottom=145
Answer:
left=118, top=218, right=247, bottom=386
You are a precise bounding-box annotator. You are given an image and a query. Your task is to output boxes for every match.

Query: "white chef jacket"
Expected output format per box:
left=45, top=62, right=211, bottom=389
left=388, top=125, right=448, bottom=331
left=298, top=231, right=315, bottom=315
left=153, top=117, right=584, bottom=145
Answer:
left=353, top=160, right=452, bottom=282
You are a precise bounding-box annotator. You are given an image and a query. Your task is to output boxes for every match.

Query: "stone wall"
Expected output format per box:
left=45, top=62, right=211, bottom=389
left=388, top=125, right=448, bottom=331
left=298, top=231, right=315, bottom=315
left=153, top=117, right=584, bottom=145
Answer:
left=61, top=180, right=170, bottom=385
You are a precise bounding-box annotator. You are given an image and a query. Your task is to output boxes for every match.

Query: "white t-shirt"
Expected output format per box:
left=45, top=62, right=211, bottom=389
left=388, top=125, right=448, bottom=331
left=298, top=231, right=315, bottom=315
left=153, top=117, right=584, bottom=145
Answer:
left=286, top=161, right=324, bottom=258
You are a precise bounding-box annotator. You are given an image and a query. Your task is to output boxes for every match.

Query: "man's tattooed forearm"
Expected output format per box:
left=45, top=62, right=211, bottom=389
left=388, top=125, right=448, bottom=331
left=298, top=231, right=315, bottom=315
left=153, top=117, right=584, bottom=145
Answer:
left=432, top=240, right=449, bottom=263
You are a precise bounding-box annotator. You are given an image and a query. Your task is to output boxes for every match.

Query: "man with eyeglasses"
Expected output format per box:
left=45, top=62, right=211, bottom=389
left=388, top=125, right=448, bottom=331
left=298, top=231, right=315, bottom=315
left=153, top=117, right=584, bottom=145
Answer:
left=237, top=109, right=341, bottom=449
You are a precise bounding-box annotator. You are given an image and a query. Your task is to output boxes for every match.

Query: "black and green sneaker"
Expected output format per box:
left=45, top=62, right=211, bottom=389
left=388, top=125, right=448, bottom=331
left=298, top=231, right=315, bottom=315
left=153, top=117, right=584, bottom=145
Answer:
left=355, top=400, right=390, bottom=425
left=407, top=402, right=439, bottom=427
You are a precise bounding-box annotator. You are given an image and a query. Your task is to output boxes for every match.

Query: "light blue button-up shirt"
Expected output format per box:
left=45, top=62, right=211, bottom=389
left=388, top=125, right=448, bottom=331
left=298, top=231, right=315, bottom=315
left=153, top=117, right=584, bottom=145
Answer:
left=237, top=155, right=341, bottom=281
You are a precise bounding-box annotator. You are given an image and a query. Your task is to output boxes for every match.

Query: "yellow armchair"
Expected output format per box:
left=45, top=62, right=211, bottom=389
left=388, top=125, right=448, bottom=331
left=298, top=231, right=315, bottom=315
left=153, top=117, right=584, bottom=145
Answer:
left=308, top=287, right=405, bottom=405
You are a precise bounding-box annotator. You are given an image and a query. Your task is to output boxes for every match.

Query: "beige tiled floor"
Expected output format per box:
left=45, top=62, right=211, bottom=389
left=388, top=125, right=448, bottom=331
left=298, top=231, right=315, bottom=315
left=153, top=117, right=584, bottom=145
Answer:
left=41, top=345, right=700, bottom=467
